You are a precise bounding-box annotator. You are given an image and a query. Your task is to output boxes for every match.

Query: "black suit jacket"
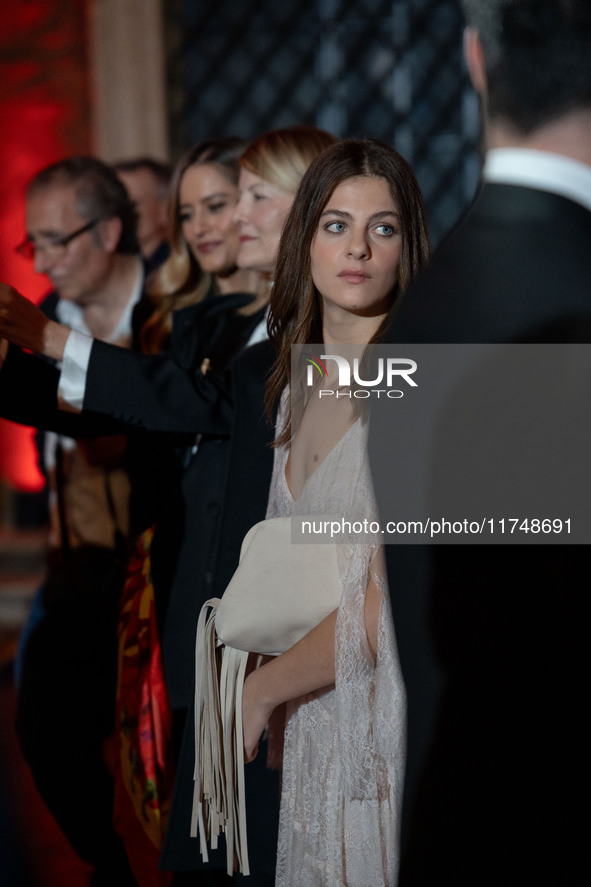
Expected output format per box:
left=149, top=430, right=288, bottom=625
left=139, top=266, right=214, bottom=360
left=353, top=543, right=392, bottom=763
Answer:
left=82, top=305, right=280, bottom=878
left=372, top=183, right=591, bottom=885
left=159, top=339, right=279, bottom=877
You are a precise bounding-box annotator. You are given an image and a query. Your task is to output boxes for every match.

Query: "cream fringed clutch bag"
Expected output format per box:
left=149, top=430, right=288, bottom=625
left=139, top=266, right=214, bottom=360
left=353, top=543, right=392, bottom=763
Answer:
left=191, top=515, right=342, bottom=875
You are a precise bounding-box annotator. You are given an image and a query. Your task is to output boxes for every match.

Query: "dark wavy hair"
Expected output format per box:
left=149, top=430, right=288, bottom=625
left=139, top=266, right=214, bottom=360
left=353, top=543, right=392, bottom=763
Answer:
left=27, top=156, right=138, bottom=255
left=112, top=156, right=172, bottom=197
left=463, top=0, right=591, bottom=133
left=265, top=138, right=430, bottom=444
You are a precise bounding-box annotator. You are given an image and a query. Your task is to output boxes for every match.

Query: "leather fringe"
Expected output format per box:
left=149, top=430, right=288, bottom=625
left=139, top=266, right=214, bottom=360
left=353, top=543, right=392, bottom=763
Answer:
left=191, top=599, right=250, bottom=876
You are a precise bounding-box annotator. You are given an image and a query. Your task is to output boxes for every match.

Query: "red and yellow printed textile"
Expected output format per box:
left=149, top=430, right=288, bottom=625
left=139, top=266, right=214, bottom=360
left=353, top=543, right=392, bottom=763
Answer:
left=113, top=526, right=174, bottom=887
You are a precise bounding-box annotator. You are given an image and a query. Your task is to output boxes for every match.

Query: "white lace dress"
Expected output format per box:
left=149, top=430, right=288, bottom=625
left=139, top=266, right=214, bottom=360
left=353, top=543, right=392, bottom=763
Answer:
left=265, top=403, right=406, bottom=886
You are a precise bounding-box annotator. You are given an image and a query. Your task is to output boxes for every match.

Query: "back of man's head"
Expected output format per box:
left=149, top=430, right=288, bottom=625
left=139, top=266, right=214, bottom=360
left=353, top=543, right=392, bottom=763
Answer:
left=112, top=157, right=172, bottom=197
left=28, top=156, right=139, bottom=255
left=112, top=158, right=171, bottom=258
left=463, top=0, right=591, bottom=134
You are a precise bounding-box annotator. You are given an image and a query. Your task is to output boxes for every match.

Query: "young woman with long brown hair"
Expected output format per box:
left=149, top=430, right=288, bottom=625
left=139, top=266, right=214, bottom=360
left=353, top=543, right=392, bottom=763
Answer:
left=240, top=138, right=429, bottom=885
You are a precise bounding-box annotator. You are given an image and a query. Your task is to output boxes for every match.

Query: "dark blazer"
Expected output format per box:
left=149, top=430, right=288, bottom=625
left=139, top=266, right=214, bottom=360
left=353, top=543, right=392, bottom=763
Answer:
left=156, top=339, right=274, bottom=704
left=371, top=183, right=591, bottom=885
left=159, top=339, right=279, bottom=878
left=211, top=339, right=276, bottom=595
left=81, top=314, right=280, bottom=879
left=0, top=289, right=130, bottom=438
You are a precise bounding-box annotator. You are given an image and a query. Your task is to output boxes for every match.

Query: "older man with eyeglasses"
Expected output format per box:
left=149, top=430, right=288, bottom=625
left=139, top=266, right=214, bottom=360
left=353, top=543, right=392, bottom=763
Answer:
left=3, top=156, right=143, bottom=887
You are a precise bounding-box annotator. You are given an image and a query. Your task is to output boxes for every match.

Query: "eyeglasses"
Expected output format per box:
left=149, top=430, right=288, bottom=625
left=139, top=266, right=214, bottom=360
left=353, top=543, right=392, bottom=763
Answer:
left=15, top=218, right=101, bottom=261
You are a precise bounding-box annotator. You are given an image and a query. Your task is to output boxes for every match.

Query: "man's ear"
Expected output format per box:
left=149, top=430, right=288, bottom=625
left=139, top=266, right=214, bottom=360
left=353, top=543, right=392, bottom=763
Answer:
left=97, top=216, right=123, bottom=253
left=463, top=27, right=487, bottom=97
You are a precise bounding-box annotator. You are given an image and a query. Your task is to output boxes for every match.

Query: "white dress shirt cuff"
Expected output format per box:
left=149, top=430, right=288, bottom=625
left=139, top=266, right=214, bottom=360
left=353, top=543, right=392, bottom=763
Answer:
left=57, top=329, right=94, bottom=412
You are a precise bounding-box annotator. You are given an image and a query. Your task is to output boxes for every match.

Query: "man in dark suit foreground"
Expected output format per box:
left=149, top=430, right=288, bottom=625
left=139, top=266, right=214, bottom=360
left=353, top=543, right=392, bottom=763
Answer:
left=371, top=2, right=591, bottom=884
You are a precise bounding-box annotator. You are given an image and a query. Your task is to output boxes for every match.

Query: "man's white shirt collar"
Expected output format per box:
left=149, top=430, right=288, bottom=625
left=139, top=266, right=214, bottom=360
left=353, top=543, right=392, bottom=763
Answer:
left=483, top=148, right=591, bottom=213
left=57, top=261, right=144, bottom=413
left=56, top=297, right=91, bottom=335
left=55, top=261, right=144, bottom=341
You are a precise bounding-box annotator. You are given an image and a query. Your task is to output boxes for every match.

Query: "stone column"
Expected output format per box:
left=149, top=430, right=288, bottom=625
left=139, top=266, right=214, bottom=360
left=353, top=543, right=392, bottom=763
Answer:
left=88, top=0, right=169, bottom=162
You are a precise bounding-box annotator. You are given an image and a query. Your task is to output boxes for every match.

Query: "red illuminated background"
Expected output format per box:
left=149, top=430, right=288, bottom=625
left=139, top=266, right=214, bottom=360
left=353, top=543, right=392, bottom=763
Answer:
left=0, top=0, right=91, bottom=492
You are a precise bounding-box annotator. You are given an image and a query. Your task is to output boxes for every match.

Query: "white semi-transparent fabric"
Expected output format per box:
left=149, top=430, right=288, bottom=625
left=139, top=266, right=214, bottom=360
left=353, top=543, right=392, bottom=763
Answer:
left=265, top=396, right=406, bottom=886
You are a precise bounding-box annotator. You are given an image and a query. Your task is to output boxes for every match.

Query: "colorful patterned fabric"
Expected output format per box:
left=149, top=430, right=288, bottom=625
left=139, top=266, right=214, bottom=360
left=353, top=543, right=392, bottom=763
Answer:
left=112, top=527, right=174, bottom=887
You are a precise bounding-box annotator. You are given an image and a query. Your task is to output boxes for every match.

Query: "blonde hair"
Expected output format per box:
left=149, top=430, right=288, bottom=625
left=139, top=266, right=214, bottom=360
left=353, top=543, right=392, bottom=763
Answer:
left=140, top=137, right=246, bottom=354
left=239, top=125, right=337, bottom=195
